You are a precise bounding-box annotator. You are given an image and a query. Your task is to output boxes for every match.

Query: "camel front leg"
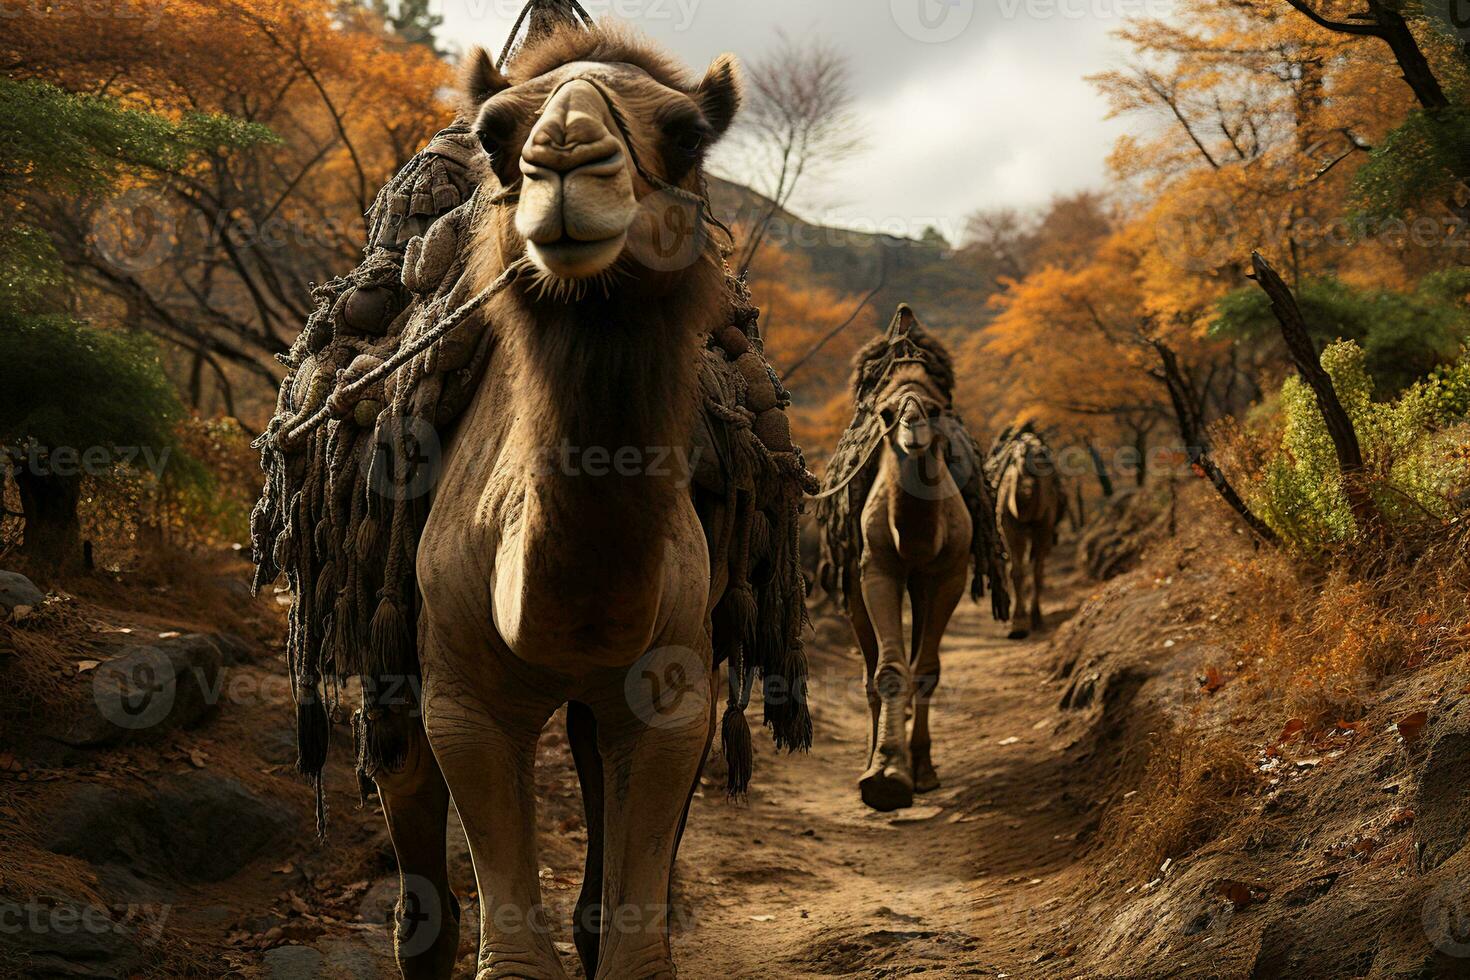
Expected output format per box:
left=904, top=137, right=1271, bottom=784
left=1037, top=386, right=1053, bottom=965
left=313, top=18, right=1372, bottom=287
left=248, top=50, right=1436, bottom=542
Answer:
left=372, top=718, right=460, bottom=980
left=846, top=586, right=881, bottom=773
left=909, top=565, right=966, bottom=794
left=858, top=556, right=914, bottom=812
left=588, top=644, right=714, bottom=980
left=422, top=670, right=568, bottom=980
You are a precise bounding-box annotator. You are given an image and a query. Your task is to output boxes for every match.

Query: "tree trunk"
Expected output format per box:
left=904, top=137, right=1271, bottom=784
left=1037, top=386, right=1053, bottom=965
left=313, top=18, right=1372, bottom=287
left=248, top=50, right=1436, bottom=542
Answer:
left=1250, top=252, right=1376, bottom=533
left=14, top=464, right=84, bottom=573
left=1085, top=441, right=1114, bottom=498
left=1151, top=339, right=1280, bottom=546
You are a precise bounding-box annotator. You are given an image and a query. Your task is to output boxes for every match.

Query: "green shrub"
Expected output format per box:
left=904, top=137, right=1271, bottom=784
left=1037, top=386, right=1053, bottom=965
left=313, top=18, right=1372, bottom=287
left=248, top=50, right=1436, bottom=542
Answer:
left=1213, top=274, right=1470, bottom=396
left=1251, top=341, right=1470, bottom=552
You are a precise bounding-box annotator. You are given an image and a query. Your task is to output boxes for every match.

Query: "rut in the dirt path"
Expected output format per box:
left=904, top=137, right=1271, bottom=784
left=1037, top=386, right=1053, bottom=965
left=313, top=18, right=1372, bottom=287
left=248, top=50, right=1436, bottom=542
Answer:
left=669, top=580, right=1094, bottom=979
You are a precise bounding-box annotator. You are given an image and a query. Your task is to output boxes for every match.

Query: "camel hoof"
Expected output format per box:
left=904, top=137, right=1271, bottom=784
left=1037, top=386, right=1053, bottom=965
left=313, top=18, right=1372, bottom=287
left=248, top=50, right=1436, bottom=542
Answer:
left=913, top=764, right=940, bottom=794
left=1007, top=628, right=1030, bottom=641
left=859, top=765, right=914, bottom=812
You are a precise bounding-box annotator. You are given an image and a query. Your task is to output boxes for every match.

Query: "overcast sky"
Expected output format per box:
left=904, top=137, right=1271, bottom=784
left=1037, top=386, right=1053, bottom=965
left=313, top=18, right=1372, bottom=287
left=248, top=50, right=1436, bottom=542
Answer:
left=434, top=0, right=1146, bottom=242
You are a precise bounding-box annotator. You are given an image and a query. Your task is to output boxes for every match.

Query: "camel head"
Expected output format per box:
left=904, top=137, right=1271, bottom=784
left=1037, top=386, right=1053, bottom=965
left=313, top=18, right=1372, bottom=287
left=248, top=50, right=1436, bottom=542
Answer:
left=877, top=363, right=948, bottom=458
left=462, top=26, right=741, bottom=285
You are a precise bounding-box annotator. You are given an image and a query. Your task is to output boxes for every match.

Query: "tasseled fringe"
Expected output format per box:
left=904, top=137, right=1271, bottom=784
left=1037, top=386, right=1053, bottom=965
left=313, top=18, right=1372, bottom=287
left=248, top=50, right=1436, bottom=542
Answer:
left=748, top=510, right=771, bottom=561
left=720, top=699, right=753, bottom=798
left=296, top=684, right=331, bottom=777
left=314, top=560, right=338, bottom=611
left=355, top=516, right=380, bottom=560
left=368, top=594, right=414, bottom=679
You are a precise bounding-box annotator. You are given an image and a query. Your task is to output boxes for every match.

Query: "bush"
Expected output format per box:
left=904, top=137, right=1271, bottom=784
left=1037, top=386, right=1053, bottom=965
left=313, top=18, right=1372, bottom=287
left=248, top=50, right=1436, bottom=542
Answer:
left=1248, top=340, right=1470, bottom=553
left=1213, top=273, right=1470, bottom=396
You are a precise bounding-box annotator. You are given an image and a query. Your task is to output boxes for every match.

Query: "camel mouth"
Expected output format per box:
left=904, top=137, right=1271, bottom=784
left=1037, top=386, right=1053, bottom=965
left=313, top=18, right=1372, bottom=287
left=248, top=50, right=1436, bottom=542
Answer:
left=526, top=231, right=629, bottom=280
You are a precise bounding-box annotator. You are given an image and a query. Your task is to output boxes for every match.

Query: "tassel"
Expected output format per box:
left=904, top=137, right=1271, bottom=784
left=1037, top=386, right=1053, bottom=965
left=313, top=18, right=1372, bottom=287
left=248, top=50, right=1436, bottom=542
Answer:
left=728, top=585, right=758, bottom=652
left=368, top=595, right=413, bottom=677
left=356, top=516, right=380, bottom=559
left=748, top=510, right=771, bottom=560
left=314, top=560, right=338, bottom=611
left=720, top=700, right=752, bottom=798
left=296, top=686, right=331, bottom=777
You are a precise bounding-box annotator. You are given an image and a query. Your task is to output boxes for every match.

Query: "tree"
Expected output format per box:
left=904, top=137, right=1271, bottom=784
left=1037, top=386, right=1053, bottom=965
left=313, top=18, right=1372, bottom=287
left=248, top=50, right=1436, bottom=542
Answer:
left=1, top=0, right=451, bottom=413
left=0, top=78, right=251, bottom=569
left=367, top=0, right=444, bottom=52
left=728, top=31, right=865, bottom=278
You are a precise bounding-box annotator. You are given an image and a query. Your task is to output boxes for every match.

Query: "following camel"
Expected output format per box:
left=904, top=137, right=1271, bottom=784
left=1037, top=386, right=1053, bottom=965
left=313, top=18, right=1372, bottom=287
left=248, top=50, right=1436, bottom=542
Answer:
left=987, top=425, right=1065, bottom=639
left=252, top=7, right=816, bottom=978
left=815, top=305, right=1009, bottom=811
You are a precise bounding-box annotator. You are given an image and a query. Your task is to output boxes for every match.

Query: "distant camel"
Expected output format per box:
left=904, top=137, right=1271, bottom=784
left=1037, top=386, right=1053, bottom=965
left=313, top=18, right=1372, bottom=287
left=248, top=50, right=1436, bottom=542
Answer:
left=988, top=427, right=1065, bottom=639
left=816, top=305, right=1008, bottom=811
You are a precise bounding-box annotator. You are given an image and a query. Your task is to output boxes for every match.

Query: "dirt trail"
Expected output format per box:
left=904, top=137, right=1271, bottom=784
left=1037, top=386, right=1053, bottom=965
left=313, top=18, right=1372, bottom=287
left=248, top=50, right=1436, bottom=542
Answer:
left=664, top=578, right=1093, bottom=979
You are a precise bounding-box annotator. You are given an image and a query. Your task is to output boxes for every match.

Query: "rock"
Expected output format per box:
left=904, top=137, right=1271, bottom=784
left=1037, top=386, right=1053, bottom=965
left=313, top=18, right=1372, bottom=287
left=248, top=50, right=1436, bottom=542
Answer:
left=1075, top=488, right=1167, bottom=582
left=46, top=636, right=224, bottom=747
left=0, top=894, right=146, bottom=978
left=1416, top=698, right=1470, bottom=871
left=0, top=569, right=44, bottom=614
left=40, top=773, right=294, bottom=883
left=263, top=944, right=323, bottom=980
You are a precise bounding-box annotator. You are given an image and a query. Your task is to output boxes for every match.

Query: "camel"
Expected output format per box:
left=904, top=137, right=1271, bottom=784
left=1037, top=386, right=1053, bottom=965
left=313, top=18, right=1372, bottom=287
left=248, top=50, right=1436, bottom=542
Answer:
left=367, top=26, right=767, bottom=980
left=987, top=426, right=1065, bottom=640
left=815, top=306, right=1008, bottom=812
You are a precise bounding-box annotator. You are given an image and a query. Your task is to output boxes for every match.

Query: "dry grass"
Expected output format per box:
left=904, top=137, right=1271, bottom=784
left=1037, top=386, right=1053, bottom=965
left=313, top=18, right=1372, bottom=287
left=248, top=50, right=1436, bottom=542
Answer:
left=1102, top=721, right=1261, bottom=872
left=1210, top=517, right=1470, bottom=730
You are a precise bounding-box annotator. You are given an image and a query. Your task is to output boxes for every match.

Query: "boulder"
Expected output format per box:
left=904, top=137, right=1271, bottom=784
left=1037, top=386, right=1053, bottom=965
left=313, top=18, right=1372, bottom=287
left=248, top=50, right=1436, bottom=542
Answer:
left=40, top=773, right=294, bottom=883
left=46, top=636, right=224, bottom=747
left=1416, top=696, right=1470, bottom=871
left=0, top=894, right=146, bottom=979
left=0, top=569, right=44, bottom=615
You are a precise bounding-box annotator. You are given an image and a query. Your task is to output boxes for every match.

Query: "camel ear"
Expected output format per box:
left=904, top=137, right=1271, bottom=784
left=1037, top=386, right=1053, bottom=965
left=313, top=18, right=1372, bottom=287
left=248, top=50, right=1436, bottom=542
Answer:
left=695, top=54, right=742, bottom=141
left=461, top=46, right=510, bottom=107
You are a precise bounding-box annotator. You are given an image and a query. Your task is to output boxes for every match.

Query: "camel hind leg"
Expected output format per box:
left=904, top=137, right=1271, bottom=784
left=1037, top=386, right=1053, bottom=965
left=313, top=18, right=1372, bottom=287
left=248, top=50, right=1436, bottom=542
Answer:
left=567, top=701, right=605, bottom=979
left=1004, top=518, right=1031, bottom=640
left=1030, top=530, right=1051, bottom=632
left=371, top=719, right=461, bottom=980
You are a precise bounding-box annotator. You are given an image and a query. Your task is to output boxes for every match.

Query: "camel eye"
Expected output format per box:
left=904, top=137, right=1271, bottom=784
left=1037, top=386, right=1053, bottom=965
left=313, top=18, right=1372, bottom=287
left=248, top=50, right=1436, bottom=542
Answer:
left=478, top=131, right=501, bottom=158
left=675, top=129, right=705, bottom=155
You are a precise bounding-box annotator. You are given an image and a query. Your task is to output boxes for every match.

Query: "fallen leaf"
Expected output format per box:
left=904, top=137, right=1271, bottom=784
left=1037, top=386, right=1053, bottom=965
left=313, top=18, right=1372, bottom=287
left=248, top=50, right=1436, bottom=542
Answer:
left=1334, top=719, right=1363, bottom=736
left=1277, top=719, right=1305, bottom=743
left=76, top=660, right=102, bottom=674
left=1199, top=667, right=1225, bottom=694
left=1216, top=879, right=1268, bottom=911
left=998, top=736, right=1020, bottom=746
left=1388, top=809, right=1415, bottom=829
left=188, top=750, right=208, bottom=769
left=1397, top=711, right=1429, bottom=744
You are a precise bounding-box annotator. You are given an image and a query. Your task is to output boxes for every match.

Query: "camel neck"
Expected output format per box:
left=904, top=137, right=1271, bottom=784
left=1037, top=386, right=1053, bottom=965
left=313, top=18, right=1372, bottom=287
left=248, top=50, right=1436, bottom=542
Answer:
left=881, top=445, right=952, bottom=559
left=501, top=286, right=705, bottom=587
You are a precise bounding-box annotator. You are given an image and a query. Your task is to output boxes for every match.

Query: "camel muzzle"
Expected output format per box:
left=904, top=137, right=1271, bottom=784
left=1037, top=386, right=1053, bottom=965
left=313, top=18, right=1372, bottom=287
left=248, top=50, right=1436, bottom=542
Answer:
left=517, top=79, right=639, bottom=279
